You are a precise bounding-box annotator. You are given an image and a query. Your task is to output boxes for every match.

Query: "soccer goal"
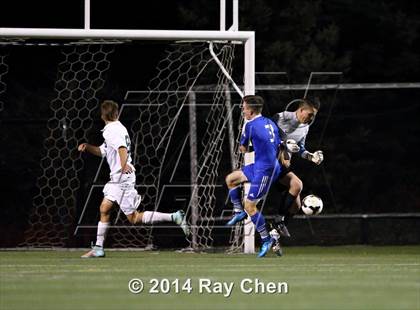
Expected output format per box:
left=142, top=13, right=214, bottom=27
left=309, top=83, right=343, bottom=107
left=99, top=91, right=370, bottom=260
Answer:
left=0, top=0, right=256, bottom=253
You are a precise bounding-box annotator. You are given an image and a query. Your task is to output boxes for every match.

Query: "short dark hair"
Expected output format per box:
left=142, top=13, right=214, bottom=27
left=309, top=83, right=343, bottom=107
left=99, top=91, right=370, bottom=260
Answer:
left=243, top=95, right=264, bottom=114
left=101, top=100, right=119, bottom=121
left=299, top=97, right=320, bottom=110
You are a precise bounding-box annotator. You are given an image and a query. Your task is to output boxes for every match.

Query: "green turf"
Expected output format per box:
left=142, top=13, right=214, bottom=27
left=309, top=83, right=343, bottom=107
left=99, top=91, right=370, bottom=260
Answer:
left=1, top=246, right=419, bottom=310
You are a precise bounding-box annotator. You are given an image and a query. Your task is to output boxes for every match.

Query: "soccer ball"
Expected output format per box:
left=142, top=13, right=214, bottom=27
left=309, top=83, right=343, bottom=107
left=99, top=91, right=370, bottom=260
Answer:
left=302, top=194, right=323, bottom=215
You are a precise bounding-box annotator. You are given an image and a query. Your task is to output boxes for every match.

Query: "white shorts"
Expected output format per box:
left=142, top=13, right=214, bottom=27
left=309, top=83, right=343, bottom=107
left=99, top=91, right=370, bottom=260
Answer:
left=103, top=173, right=139, bottom=215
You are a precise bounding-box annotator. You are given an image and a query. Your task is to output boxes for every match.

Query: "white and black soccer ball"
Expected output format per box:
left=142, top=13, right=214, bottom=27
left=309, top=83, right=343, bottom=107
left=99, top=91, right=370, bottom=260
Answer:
left=302, top=194, right=323, bottom=215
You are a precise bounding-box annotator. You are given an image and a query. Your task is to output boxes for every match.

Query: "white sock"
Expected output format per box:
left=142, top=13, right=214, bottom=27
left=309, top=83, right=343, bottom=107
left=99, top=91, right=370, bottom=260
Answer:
left=95, top=221, right=109, bottom=247
left=142, top=211, right=172, bottom=224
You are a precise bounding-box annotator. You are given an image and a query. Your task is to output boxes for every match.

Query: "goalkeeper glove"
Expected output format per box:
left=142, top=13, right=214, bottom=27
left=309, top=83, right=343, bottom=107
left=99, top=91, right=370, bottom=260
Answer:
left=307, top=150, right=324, bottom=165
left=285, top=139, right=300, bottom=153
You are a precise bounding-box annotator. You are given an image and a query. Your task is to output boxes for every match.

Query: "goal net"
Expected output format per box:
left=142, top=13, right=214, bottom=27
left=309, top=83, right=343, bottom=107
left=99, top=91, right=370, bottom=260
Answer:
left=1, top=38, right=250, bottom=250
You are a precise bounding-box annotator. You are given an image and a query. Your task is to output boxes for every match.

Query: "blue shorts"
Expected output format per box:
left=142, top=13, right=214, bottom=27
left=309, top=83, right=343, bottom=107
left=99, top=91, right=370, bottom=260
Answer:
left=242, top=163, right=281, bottom=201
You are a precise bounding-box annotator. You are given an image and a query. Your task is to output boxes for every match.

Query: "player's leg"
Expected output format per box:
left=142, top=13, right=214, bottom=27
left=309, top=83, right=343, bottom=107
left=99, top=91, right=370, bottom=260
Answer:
left=244, top=198, right=274, bottom=258
left=225, top=167, right=251, bottom=226
left=279, top=171, right=303, bottom=222
left=245, top=164, right=281, bottom=257
left=81, top=198, right=113, bottom=258
left=123, top=190, right=190, bottom=236
left=273, top=172, right=303, bottom=237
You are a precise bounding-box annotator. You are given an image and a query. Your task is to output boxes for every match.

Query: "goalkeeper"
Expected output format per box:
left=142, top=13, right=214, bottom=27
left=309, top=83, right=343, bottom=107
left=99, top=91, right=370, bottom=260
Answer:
left=270, top=97, right=323, bottom=242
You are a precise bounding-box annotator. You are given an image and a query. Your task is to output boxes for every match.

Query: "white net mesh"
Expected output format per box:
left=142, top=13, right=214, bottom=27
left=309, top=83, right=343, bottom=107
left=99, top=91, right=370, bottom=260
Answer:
left=21, top=45, right=114, bottom=246
left=185, top=45, right=236, bottom=251
left=12, top=41, right=242, bottom=249
left=110, top=42, right=238, bottom=249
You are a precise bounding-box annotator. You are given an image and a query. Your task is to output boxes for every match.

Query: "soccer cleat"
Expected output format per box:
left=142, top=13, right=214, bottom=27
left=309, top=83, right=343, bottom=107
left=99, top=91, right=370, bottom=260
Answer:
left=272, top=240, right=283, bottom=256
left=257, top=238, right=274, bottom=258
left=172, top=210, right=190, bottom=236
left=272, top=216, right=291, bottom=238
left=269, top=229, right=283, bottom=257
left=134, top=194, right=142, bottom=209
left=269, top=228, right=280, bottom=240
left=81, top=245, right=105, bottom=258
left=276, top=221, right=291, bottom=238
left=226, top=210, right=247, bottom=226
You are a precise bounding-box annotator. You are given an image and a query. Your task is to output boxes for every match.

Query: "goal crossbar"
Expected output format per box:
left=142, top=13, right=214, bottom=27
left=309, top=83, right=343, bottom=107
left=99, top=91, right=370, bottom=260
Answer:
left=0, top=28, right=254, bottom=42
left=0, top=27, right=255, bottom=96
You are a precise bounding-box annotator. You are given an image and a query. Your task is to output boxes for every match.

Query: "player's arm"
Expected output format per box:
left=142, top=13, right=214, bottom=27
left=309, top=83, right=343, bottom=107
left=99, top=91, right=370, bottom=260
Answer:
left=278, top=143, right=291, bottom=168
left=299, top=135, right=324, bottom=165
left=272, top=113, right=300, bottom=155
left=77, top=143, right=103, bottom=157
left=298, top=135, right=308, bottom=158
left=271, top=126, right=292, bottom=168
left=239, top=122, right=250, bottom=153
left=239, top=145, right=247, bottom=153
left=118, top=147, right=134, bottom=173
left=271, top=113, right=288, bottom=141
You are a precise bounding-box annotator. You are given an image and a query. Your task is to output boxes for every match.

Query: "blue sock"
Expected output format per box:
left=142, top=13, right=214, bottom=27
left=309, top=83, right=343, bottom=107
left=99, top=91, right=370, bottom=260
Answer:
left=251, top=212, right=270, bottom=243
left=229, top=186, right=243, bottom=213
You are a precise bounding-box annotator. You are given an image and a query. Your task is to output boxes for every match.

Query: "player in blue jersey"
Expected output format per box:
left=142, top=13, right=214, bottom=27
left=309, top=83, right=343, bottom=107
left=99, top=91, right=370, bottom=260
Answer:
left=225, top=95, right=282, bottom=258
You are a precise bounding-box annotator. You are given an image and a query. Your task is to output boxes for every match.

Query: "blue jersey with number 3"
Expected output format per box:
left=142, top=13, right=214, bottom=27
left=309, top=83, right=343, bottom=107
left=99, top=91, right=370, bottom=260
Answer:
left=240, top=115, right=281, bottom=169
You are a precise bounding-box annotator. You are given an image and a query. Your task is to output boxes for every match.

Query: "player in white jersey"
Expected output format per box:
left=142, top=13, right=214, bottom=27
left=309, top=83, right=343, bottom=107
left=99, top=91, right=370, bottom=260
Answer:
left=78, top=100, right=189, bottom=258
left=269, top=98, right=324, bottom=253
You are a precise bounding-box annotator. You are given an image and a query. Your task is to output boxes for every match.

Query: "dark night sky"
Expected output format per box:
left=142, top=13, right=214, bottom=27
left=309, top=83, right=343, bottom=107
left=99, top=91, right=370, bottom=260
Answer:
left=0, top=1, right=218, bottom=29
left=2, top=0, right=419, bottom=82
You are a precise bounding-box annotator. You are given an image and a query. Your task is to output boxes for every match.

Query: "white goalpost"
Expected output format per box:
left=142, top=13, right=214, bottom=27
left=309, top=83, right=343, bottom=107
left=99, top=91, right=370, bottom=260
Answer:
left=0, top=0, right=256, bottom=253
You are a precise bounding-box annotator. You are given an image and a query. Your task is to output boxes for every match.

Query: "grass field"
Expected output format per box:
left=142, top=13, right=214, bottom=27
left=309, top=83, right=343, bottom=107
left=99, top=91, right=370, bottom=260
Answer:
left=1, top=246, right=419, bottom=310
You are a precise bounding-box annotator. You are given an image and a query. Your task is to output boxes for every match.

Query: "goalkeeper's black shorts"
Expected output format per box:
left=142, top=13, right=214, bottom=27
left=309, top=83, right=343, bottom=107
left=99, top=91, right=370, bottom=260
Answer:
left=279, top=166, right=292, bottom=180
left=273, top=166, right=292, bottom=192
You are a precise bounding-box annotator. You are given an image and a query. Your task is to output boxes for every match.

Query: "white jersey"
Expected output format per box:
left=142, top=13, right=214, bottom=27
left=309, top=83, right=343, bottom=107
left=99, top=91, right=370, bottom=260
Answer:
left=99, top=121, right=133, bottom=178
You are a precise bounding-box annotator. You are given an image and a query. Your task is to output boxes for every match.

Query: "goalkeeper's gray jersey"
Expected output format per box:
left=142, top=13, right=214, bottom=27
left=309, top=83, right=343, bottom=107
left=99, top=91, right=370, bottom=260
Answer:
left=272, top=111, right=310, bottom=158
